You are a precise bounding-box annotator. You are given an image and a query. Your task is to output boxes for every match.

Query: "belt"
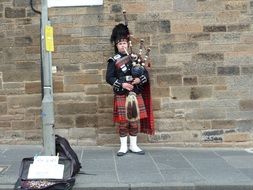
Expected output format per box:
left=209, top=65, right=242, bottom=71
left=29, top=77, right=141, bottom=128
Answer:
left=119, top=75, right=133, bottom=82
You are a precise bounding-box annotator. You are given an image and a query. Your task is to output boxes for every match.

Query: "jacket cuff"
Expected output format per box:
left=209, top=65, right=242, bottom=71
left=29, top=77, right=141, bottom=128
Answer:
left=140, top=75, right=147, bottom=84
left=113, top=79, right=122, bottom=88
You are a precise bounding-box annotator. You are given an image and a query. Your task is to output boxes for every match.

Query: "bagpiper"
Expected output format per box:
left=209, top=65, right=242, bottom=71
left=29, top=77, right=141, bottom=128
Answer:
left=106, top=11, right=155, bottom=156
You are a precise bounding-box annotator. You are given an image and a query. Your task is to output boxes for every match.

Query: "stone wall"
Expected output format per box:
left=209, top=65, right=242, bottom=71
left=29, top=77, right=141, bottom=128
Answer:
left=0, top=0, right=253, bottom=147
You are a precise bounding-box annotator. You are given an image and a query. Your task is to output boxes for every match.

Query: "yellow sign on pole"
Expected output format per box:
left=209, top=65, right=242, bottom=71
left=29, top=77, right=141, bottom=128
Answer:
left=45, top=25, right=54, bottom=52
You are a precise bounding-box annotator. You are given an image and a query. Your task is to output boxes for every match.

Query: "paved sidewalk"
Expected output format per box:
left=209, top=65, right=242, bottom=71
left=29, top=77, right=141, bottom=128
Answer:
left=1, top=145, right=253, bottom=190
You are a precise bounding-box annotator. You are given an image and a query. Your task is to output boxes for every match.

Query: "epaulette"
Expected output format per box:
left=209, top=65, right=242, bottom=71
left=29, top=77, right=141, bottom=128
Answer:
left=108, top=54, right=122, bottom=63
left=113, top=54, right=121, bottom=60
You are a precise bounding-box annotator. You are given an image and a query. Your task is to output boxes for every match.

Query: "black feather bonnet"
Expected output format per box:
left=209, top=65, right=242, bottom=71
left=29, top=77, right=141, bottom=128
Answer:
left=110, top=23, right=130, bottom=53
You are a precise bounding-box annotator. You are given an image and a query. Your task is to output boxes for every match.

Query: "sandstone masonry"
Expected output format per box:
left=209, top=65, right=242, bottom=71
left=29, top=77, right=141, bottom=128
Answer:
left=0, top=0, right=253, bottom=147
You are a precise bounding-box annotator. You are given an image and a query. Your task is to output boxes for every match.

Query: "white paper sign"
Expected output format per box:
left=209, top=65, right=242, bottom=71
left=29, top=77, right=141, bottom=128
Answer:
left=48, top=0, right=103, bottom=8
left=28, top=163, right=64, bottom=179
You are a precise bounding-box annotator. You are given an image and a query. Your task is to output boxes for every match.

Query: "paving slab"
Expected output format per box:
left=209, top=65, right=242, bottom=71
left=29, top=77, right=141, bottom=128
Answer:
left=0, top=145, right=253, bottom=190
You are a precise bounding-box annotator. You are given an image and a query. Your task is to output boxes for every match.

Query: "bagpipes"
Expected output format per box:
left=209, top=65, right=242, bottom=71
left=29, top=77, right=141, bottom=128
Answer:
left=117, top=10, right=152, bottom=122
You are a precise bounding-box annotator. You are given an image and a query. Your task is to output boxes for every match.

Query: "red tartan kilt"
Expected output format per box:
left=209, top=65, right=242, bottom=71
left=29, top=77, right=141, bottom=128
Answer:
left=113, top=94, right=147, bottom=123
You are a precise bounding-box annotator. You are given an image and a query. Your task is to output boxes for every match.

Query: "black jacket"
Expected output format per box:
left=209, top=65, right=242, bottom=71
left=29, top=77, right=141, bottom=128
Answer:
left=106, top=53, right=149, bottom=95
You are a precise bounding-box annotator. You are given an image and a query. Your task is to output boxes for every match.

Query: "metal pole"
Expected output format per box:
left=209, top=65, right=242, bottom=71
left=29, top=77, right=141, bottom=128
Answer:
left=41, top=0, right=55, bottom=156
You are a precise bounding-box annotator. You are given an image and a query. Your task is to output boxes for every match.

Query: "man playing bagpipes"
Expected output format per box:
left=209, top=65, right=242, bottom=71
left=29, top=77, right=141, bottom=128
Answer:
left=106, top=11, right=155, bottom=156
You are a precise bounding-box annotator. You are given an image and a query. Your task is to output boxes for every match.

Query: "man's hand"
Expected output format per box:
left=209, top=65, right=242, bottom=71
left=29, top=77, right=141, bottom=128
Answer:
left=131, top=78, right=141, bottom=85
left=122, top=83, right=133, bottom=91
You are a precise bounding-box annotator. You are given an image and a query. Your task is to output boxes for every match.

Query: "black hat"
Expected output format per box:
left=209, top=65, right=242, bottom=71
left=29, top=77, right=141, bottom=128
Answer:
left=110, top=23, right=130, bottom=46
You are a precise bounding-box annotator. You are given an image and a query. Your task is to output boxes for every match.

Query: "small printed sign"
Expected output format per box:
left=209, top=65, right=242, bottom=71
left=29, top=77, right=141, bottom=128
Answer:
left=48, top=0, right=103, bottom=7
left=45, top=25, right=54, bottom=52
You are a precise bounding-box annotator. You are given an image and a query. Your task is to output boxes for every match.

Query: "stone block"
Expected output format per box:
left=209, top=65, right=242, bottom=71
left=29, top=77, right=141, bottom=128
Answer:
left=149, top=131, right=185, bottom=142
left=76, top=114, right=98, bottom=128
left=136, top=21, right=167, bottom=33
left=173, top=0, right=197, bottom=11
left=97, top=134, right=119, bottom=145
left=86, top=84, right=111, bottom=95
left=4, top=47, right=26, bottom=61
left=216, top=11, right=240, bottom=23
left=81, top=26, right=102, bottom=37
left=0, top=38, right=14, bottom=48
left=223, top=132, right=250, bottom=142
left=199, top=44, right=234, bottom=52
left=183, top=76, right=198, bottom=85
left=98, top=95, right=113, bottom=109
left=241, top=66, right=253, bottom=75
left=236, top=120, right=253, bottom=132
left=12, top=120, right=35, bottom=130
left=190, top=86, right=213, bottom=100
left=111, top=4, right=122, bottom=13
left=159, top=20, right=171, bottom=33
left=64, top=74, right=101, bottom=85
left=152, top=87, right=171, bottom=97
left=166, top=54, right=192, bottom=63
left=156, top=119, right=185, bottom=132
left=198, top=76, right=226, bottom=85
left=241, top=34, right=253, bottom=44
left=153, top=98, right=161, bottom=111
left=211, top=33, right=240, bottom=44
left=203, top=25, right=226, bottom=32
left=56, top=102, right=97, bottom=115
left=183, top=62, right=216, bottom=76
left=171, top=21, right=202, bottom=33
left=7, top=95, right=41, bottom=109
left=224, top=52, right=253, bottom=65
left=25, top=46, right=40, bottom=54
left=4, top=130, right=25, bottom=140
left=214, top=86, right=227, bottom=91
left=211, top=120, right=236, bottom=129
left=61, top=84, right=83, bottom=93
left=227, top=24, right=251, bottom=32
left=217, top=66, right=240, bottom=76
left=240, top=100, right=253, bottom=111
left=186, top=120, right=211, bottom=130
left=98, top=113, right=114, bottom=127
left=186, top=108, right=226, bottom=120
left=201, top=99, right=239, bottom=109
left=225, top=1, right=248, bottom=11
left=171, top=86, right=212, bottom=100
left=192, top=53, right=224, bottom=62
left=187, top=33, right=210, bottom=41
left=124, top=2, right=147, bottom=13
left=14, top=36, right=33, bottom=46
left=3, top=71, right=40, bottom=82
left=55, top=116, right=74, bottom=129
left=24, top=130, right=42, bottom=141
left=16, top=61, right=40, bottom=71
left=98, top=127, right=115, bottom=134
left=25, top=82, right=40, bottom=94
left=0, top=96, right=6, bottom=102
left=161, top=42, right=199, bottom=54
left=53, top=80, right=64, bottom=93
left=0, top=121, right=11, bottom=128
left=69, top=127, right=96, bottom=139
left=157, top=74, right=182, bottom=86
left=5, top=7, right=25, bottom=18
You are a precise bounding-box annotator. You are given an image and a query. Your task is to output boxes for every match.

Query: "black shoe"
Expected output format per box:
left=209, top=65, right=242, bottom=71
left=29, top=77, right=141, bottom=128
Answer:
left=117, top=151, right=127, bottom=156
left=129, top=149, right=145, bottom=155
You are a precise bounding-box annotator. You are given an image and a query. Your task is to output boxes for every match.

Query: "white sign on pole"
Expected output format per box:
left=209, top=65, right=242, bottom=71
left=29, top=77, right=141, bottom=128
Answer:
left=48, top=0, right=103, bottom=8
